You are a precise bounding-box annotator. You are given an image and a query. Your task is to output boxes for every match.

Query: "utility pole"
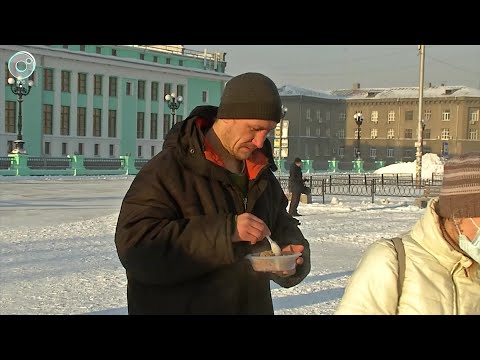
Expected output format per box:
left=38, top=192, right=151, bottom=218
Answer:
left=415, top=45, right=425, bottom=185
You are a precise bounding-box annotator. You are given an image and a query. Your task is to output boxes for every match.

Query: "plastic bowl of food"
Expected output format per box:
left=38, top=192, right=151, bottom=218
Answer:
left=245, top=251, right=302, bottom=272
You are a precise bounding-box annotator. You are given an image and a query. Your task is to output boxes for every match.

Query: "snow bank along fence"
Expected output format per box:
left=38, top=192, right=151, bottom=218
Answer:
left=277, top=173, right=443, bottom=204
left=0, top=154, right=149, bottom=176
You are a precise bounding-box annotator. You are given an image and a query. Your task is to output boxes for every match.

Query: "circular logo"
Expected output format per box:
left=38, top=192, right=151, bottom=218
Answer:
left=8, top=51, right=36, bottom=80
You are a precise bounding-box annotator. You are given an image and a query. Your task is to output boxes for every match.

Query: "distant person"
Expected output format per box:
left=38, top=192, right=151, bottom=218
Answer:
left=114, top=72, right=310, bottom=315
left=336, top=152, right=480, bottom=315
left=288, top=157, right=310, bottom=217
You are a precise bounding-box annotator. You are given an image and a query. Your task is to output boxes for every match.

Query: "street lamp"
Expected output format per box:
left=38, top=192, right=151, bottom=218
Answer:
left=278, top=105, right=288, bottom=175
left=8, top=77, right=34, bottom=154
left=353, top=111, right=364, bottom=160
left=164, top=92, right=183, bottom=126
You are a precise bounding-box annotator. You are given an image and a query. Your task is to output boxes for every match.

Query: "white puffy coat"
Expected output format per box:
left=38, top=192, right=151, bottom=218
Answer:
left=335, top=198, right=480, bottom=315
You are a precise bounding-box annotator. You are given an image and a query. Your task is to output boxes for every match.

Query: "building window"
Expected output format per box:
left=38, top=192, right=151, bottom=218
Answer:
left=468, top=128, right=478, bottom=140
left=126, top=82, right=132, bottom=96
left=316, top=110, right=322, bottom=123
left=138, top=145, right=142, bottom=157
left=387, top=148, right=394, bottom=157
left=370, top=128, right=377, bottom=139
left=442, top=110, right=451, bottom=121
left=338, top=146, right=344, bottom=157
left=337, top=129, right=345, bottom=139
left=164, top=83, right=171, bottom=97
left=7, top=140, right=14, bottom=153
left=77, top=107, right=86, bottom=136
left=176, top=85, right=184, bottom=97
left=387, top=128, right=395, bottom=139
left=404, top=129, right=413, bottom=139
left=61, top=106, right=70, bottom=136
left=94, top=75, right=102, bottom=95
left=78, top=143, right=84, bottom=155
left=305, top=126, right=310, bottom=137
left=62, top=142, right=67, bottom=155
left=137, top=112, right=145, bottom=139
left=371, top=111, right=378, bottom=123
left=163, top=114, right=171, bottom=139
left=94, top=143, right=100, bottom=156
left=370, top=147, right=377, bottom=158
left=388, top=110, right=395, bottom=123
left=424, top=129, right=431, bottom=139
left=153, top=56, right=158, bottom=63
left=138, top=80, right=145, bottom=100
left=405, top=111, right=414, bottom=121
left=339, top=112, right=346, bottom=122
left=109, top=144, right=114, bottom=156
left=108, top=110, right=116, bottom=138
left=96, top=47, right=101, bottom=54
left=441, top=128, right=450, bottom=140
left=93, top=108, right=102, bottom=137
left=43, top=68, right=54, bottom=91
left=150, top=113, right=158, bottom=139
left=404, top=149, right=412, bottom=158
left=43, top=104, right=53, bottom=135
left=109, top=77, right=117, bottom=97
left=151, top=82, right=159, bottom=101
left=315, top=127, right=321, bottom=136
left=44, top=142, right=50, bottom=155
left=61, top=70, right=70, bottom=92
left=202, top=90, right=208, bottom=103
left=5, top=101, right=16, bottom=133
left=354, top=128, right=361, bottom=138
left=166, top=58, right=171, bottom=65
left=151, top=145, right=155, bottom=157
left=470, top=108, right=479, bottom=123
left=424, top=109, right=432, bottom=121
left=78, top=73, right=87, bottom=94
left=175, top=115, right=183, bottom=125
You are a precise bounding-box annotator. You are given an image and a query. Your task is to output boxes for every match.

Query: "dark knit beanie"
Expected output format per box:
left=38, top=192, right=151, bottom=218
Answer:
left=437, top=152, right=480, bottom=219
left=217, top=72, right=282, bottom=123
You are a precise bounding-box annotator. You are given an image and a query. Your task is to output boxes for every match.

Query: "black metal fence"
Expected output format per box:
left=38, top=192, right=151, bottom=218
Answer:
left=276, top=173, right=443, bottom=204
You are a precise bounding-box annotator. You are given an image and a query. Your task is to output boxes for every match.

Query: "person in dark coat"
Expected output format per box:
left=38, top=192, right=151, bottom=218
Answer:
left=288, top=157, right=310, bottom=216
left=114, top=72, right=311, bottom=315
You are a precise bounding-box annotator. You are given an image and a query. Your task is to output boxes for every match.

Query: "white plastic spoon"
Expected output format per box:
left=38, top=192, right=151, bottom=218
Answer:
left=266, top=235, right=282, bottom=256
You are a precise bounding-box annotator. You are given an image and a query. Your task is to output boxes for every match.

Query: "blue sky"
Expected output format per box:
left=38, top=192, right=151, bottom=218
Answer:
left=184, top=45, right=480, bottom=91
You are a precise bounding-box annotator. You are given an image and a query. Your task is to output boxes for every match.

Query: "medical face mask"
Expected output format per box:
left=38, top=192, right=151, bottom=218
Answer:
left=457, top=218, right=480, bottom=264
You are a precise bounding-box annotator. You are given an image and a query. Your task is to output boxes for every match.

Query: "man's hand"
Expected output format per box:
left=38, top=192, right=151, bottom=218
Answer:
left=232, top=213, right=271, bottom=245
left=273, top=244, right=305, bottom=277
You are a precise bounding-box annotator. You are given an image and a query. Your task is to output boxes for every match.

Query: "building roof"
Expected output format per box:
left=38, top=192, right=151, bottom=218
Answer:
left=278, top=84, right=343, bottom=100
left=330, top=85, right=480, bottom=99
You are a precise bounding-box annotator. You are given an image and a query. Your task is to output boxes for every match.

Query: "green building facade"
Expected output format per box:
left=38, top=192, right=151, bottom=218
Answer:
left=0, top=45, right=231, bottom=158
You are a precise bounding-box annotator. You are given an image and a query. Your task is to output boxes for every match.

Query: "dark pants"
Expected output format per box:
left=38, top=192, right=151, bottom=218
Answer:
left=288, top=185, right=310, bottom=215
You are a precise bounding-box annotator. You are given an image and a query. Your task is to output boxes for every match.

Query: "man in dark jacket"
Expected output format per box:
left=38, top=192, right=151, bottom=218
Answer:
left=288, top=157, right=310, bottom=217
left=115, top=72, right=311, bottom=315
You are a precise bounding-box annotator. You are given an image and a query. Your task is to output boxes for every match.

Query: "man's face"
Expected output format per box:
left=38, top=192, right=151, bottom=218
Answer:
left=216, top=119, right=277, bottom=160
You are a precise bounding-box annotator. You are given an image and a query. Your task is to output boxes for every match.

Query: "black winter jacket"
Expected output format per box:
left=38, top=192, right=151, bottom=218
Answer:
left=115, top=105, right=310, bottom=314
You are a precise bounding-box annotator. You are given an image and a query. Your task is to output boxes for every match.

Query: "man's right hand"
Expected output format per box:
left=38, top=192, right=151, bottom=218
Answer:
left=232, top=213, right=271, bottom=245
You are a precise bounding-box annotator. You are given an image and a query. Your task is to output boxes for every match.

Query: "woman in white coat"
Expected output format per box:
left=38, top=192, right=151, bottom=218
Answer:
left=336, top=152, right=480, bottom=315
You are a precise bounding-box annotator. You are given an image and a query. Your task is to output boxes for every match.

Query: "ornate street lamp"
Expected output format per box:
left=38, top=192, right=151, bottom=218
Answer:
left=164, top=92, right=183, bottom=126
left=353, top=111, right=364, bottom=160
left=7, top=51, right=36, bottom=154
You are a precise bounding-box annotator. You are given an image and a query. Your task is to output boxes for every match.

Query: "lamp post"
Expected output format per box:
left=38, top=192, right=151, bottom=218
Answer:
left=164, top=92, right=183, bottom=126
left=353, top=111, right=364, bottom=160
left=7, top=77, right=34, bottom=154
left=278, top=105, right=288, bottom=176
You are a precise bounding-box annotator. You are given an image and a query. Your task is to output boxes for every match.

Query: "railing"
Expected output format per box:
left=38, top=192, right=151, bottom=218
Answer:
left=0, top=157, right=12, bottom=170
left=83, top=158, right=124, bottom=170
left=276, top=174, right=443, bottom=204
left=27, top=157, right=71, bottom=170
left=134, top=158, right=149, bottom=170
